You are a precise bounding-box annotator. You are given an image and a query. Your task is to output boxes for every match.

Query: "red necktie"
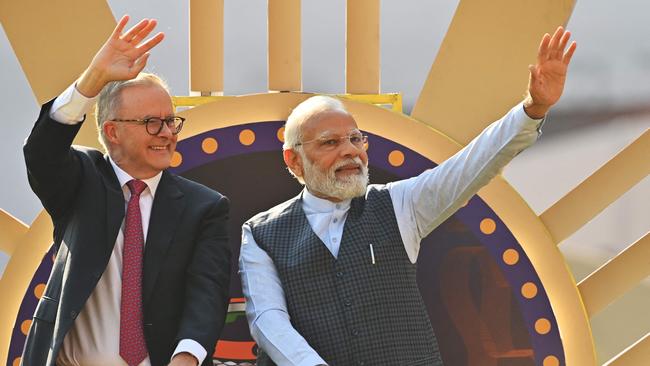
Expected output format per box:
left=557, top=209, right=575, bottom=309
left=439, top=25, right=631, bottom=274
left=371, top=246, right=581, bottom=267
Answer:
left=120, top=179, right=148, bottom=366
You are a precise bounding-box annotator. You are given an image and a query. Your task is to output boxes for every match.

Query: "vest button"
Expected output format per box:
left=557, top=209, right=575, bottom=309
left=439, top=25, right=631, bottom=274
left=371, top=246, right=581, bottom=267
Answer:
left=357, top=361, right=365, bottom=366
left=344, top=299, right=352, bottom=307
left=336, top=271, right=344, bottom=278
left=70, top=310, right=77, bottom=319
left=351, top=328, right=359, bottom=336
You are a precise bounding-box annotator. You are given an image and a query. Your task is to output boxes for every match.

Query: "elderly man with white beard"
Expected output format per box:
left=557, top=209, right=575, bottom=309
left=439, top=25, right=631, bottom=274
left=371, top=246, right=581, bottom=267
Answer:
left=239, top=27, right=577, bottom=366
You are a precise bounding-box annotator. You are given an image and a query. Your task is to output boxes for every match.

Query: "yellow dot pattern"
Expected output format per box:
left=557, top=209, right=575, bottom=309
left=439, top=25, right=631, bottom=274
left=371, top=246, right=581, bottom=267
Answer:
left=535, top=318, right=551, bottom=335
left=34, top=283, right=46, bottom=299
left=20, top=319, right=32, bottom=335
left=239, top=129, right=256, bottom=146
left=479, top=218, right=496, bottom=234
left=521, top=282, right=538, bottom=299
left=388, top=150, right=405, bottom=167
left=543, top=355, right=560, bottom=366
left=277, top=127, right=285, bottom=143
left=502, top=249, right=519, bottom=265
left=201, top=137, right=218, bottom=154
left=171, top=151, right=183, bottom=168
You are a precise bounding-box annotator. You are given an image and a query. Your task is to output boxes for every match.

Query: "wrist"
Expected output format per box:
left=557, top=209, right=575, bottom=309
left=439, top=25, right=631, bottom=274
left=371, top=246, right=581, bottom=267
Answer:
left=76, top=66, right=109, bottom=98
left=522, top=96, right=549, bottom=120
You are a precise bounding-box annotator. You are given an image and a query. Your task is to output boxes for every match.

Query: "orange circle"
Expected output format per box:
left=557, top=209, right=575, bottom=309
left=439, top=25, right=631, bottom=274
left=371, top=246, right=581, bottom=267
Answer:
left=479, top=218, right=496, bottom=234
left=170, top=151, right=183, bottom=168
left=34, top=283, right=46, bottom=299
left=201, top=137, right=218, bottom=154
left=502, top=249, right=519, bottom=265
left=12, top=357, right=21, bottom=366
left=543, top=355, right=560, bottom=366
left=535, top=318, right=551, bottom=335
left=20, top=319, right=32, bottom=335
left=521, top=282, right=538, bottom=299
left=277, top=127, right=285, bottom=143
left=388, top=150, right=405, bottom=167
left=239, top=129, right=256, bottom=146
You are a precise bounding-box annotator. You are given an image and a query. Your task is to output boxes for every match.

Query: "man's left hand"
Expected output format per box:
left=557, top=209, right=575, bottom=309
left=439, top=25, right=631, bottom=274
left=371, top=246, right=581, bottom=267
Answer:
left=168, top=352, right=199, bottom=366
left=524, top=26, right=577, bottom=119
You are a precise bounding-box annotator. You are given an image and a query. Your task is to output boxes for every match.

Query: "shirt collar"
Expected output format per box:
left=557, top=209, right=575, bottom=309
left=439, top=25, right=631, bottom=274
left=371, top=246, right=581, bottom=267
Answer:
left=302, top=188, right=351, bottom=213
left=108, top=157, right=162, bottom=197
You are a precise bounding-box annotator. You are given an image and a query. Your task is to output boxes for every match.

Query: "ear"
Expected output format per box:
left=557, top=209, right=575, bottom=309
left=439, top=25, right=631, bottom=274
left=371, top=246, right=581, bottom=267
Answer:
left=102, top=121, right=120, bottom=144
left=283, top=148, right=304, bottom=179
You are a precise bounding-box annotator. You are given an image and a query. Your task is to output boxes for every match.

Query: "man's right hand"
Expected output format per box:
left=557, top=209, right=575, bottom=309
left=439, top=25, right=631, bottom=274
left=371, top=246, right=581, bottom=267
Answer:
left=76, top=15, right=164, bottom=98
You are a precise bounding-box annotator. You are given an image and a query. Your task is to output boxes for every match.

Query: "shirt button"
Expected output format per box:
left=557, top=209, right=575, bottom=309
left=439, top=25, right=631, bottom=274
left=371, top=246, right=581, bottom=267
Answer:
left=332, top=237, right=338, bottom=242
left=335, top=204, right=340, bottom=209
left=333, top=218, right=338, bottom=223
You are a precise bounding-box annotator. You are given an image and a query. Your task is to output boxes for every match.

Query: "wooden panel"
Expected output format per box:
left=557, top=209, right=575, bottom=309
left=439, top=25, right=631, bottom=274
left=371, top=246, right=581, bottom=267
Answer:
left=0, top=211, right=53, bottom=363
left=578, top=232, right=650, bottom=317
left=411, top=0, right=575, bottom=145
left=541, top=130, right=650, bottom=243
left=604, top=333, right=650, bottom=366
left=346, top=0, right=380, bottom=94
left=0, top=0, right=115, bottom=104
left=268, top=0, right=302, bottom=91
left=0, top=209, right=27, bottom=256
left=190, top=0, right=224, bottom=93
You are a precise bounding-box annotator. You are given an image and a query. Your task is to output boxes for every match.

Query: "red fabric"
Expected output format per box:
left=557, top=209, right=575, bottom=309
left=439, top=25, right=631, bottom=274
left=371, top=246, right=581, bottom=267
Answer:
left=120, top=179, right=148, bottom=366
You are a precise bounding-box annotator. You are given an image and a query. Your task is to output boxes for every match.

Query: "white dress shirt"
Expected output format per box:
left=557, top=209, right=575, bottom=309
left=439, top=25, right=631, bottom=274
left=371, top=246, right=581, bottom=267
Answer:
left=239, top=103, right=542, bottom=366
left=50, top=83, right=207, bottom=365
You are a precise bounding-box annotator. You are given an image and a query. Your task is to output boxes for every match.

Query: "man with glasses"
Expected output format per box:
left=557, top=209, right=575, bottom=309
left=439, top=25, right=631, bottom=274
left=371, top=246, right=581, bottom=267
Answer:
left=22, top=16, right=230, bottom=366
left=240, top=27, right=577, bottom=366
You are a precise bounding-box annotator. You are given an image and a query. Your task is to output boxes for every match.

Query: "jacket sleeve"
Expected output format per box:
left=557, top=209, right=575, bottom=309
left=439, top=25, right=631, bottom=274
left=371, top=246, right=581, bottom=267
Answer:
left=23, top=99, right=85, bottom=221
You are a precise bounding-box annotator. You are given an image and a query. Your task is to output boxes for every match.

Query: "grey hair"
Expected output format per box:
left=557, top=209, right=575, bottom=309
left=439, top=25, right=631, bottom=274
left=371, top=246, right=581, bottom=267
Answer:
left=283, top=95, right=350, bottom=151
left=95, top=72, right=170, bottom=150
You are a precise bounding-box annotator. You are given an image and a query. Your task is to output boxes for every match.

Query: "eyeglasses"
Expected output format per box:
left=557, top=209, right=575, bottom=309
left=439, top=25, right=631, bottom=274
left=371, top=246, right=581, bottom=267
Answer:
left=295, top=132, right=368, bottom=151
left=111, top=116, right=185, bottom=135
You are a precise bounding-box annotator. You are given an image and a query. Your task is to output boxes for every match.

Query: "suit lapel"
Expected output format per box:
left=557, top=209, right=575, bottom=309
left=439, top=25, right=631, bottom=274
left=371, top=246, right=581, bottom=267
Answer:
left=102, top=155, right=125, bottom=255
left=143, top=171, right=185, bottom=306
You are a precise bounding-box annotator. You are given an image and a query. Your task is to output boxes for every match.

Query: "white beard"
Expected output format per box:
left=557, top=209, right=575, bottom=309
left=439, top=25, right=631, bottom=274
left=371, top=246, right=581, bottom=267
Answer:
left=301, top=154, right=369, bottom=201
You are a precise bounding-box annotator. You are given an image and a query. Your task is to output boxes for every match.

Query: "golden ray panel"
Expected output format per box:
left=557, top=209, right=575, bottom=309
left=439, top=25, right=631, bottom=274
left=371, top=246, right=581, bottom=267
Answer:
left=1, top=1, right=648, bottom=365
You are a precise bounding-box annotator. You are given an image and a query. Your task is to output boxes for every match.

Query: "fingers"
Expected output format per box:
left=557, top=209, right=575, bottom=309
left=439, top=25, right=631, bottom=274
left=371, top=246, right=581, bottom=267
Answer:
left=548, top=26, right=564, bottom=54
left=528, top=64, right=538, bottom=83
left=137, top=32, right=165, bottom=54
left=132, top=53, right=151, bottom=75
left=129, top=19, right=158, bottom=45
left=563, top=41, right=577, bottom=65
left=110, top=15, right=130, bottom=40
left=122, top=18, right=153, bottom=43
left=537, top=33, right=551, bottom=64
left=558, top=30, right=571, bottom=53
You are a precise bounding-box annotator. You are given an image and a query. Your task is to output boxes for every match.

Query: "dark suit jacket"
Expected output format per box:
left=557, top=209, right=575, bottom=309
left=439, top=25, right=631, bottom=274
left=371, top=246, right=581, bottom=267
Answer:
left=21, top=100, right=231, bottom=366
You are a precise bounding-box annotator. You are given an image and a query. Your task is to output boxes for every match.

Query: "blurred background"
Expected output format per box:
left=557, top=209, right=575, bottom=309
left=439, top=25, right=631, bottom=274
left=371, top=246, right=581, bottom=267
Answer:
left=1, top=0, right=648, bottom=363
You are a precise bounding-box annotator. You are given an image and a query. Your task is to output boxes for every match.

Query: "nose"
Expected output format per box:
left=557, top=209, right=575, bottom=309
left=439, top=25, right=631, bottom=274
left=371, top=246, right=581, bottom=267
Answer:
left=157, top=122, right=174, bottom=138
left=339, top=137, right=361, bottom=157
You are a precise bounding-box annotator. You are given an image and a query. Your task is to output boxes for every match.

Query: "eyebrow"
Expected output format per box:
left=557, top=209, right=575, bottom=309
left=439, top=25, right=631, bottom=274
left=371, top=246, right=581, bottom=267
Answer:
left=315, top=129, right=362, bottom=139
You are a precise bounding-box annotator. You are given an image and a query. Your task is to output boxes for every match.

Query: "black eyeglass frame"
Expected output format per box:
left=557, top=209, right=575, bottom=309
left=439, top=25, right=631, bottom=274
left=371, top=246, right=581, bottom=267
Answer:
left=110, top=116, right=185, bottom=135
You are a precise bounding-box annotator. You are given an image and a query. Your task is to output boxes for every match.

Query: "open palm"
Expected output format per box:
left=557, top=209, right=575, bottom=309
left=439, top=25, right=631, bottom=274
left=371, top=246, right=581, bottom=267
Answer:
left=528, top=27, right=577, bottom=108
left=89, top=15, right=164, bottom=84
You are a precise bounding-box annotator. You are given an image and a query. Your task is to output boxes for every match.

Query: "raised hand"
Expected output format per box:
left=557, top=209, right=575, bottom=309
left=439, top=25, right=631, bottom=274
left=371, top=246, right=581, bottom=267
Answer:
left=77, top=15, right=165, bottom=97
left=523, top=26, right=577, bottom=119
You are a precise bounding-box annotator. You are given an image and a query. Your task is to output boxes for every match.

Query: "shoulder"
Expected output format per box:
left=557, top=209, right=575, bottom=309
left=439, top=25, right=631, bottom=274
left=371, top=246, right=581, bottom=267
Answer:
left=167, top=172, right=228, bottom=204
left=246, top=195, right=300, bottom=228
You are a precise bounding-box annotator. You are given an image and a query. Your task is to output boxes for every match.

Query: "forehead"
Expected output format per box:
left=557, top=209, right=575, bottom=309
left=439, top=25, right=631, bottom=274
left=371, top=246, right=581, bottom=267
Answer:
left=300, top=110, right=358, bottom=139
left=116, top=84, right=173, bottom=114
